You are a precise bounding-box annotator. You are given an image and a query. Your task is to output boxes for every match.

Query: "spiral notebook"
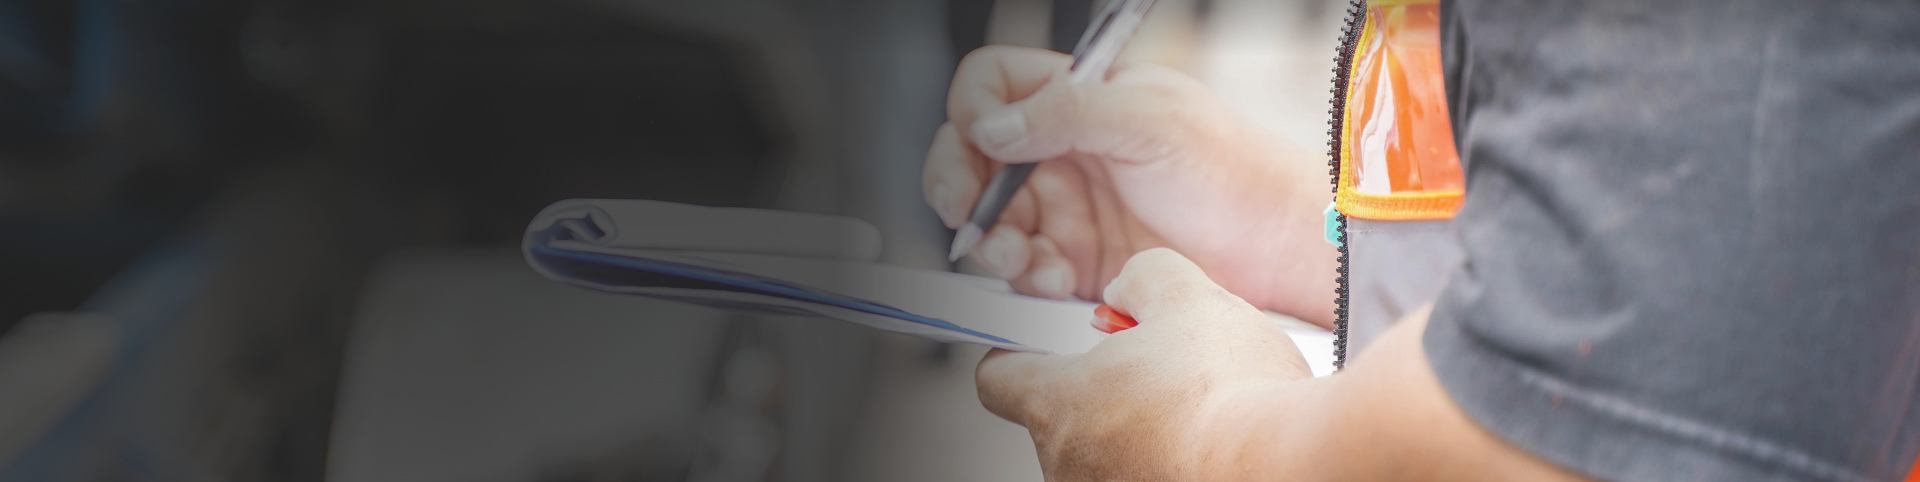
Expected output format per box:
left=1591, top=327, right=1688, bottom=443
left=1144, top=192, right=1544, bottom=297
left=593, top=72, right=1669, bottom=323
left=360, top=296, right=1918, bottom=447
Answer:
left=522, top=199, right=1335, bottom=372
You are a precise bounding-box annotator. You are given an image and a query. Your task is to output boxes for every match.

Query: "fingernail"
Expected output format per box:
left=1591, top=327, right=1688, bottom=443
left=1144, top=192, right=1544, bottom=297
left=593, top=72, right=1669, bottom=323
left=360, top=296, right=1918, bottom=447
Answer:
left=1032, top=264, right=1070, bottom=298
left=972, top=108, right=1029, bottom=153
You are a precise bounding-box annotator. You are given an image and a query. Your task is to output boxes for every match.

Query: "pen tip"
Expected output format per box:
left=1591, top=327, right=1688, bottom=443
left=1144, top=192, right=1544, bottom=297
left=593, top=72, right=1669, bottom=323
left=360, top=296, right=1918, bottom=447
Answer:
left=948, top=225, right=983, bottom=262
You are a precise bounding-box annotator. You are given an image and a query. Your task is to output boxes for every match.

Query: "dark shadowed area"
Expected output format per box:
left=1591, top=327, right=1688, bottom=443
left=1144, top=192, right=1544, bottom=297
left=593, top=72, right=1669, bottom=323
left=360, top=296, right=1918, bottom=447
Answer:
left=0, top=1, right=1346, bottom=481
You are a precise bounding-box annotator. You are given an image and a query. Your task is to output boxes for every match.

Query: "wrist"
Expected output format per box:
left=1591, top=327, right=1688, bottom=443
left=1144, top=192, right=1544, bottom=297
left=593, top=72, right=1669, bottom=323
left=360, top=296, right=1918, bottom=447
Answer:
left=1188, top=377, right=1336, bottom=481
left=1220, top=135, right=1340, bottom=326
left=1129, top=99, right=1339, bottom=325
left=1184, top=379, right=1302, bottom=481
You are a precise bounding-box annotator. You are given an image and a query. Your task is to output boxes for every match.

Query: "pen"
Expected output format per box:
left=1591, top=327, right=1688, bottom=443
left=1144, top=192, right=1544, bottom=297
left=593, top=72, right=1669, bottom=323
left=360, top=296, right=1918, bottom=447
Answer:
left=947, top=0, right=1159, bottom=262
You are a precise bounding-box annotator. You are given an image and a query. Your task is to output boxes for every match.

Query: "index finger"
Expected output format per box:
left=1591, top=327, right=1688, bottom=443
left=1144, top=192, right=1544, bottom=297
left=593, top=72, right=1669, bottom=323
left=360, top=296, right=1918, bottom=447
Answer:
left=948, top=46, right=1072, bottom=134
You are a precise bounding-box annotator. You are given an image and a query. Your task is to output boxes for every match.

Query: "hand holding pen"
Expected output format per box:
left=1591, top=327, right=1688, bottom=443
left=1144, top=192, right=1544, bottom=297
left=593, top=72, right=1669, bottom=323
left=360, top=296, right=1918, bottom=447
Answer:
left=946, top=0, right=1158, bottom=263
left=920, top=0, right=1340, bottom=324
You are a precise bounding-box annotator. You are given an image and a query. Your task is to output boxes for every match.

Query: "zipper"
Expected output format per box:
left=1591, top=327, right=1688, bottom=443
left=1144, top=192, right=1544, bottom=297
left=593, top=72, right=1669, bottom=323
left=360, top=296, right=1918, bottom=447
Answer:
left=1327, top=0, right=1366, bottom=371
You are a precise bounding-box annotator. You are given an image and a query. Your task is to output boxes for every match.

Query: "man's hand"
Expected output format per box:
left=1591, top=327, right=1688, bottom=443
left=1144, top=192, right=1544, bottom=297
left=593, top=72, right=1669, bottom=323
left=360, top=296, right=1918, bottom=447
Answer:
left=976, top=249, right=1589, bottom=481
left=922, top=46, right=1336, bottom=326
left=976, top=248, right=1313, bottom=480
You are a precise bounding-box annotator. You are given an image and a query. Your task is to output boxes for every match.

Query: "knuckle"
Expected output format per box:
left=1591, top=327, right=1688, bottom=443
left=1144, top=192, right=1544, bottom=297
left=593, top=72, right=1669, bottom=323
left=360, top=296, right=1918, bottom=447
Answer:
left=921, top=129, right=951, bottom=177
left=954, top=46, right=1001, bottom=77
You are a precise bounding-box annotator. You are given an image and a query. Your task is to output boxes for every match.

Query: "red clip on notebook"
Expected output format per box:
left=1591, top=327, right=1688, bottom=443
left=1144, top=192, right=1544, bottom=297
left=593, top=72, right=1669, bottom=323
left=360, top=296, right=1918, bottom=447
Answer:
left=1093, top=304, right=1138, bottom=334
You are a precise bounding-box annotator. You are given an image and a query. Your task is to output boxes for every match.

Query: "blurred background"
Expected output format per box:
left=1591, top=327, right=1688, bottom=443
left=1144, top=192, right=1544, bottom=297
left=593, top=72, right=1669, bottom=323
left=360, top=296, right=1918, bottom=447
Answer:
left=0, top=0, right=1342, bottom=480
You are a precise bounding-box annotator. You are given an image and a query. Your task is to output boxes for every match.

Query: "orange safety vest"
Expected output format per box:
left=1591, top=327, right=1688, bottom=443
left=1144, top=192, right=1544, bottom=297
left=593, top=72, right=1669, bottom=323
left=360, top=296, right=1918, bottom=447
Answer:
left=1327, top=0, right=1465, bottom=366
left=1335, top=0, right=1463, bottom=222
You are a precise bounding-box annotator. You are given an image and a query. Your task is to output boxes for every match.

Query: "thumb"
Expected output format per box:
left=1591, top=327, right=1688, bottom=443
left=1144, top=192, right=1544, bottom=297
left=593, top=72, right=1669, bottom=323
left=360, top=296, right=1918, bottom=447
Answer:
left=975, top=348, right=1072, bottom=427
left=966, top=65, right=1215, bottom=166
left=1100, top=248, right=1256, bottom=330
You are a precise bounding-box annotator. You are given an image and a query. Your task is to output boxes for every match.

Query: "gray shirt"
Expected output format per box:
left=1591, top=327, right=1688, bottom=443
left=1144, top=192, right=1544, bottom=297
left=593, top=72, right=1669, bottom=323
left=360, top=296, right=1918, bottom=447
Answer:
left=1425, top=1, right=1920, bottom=480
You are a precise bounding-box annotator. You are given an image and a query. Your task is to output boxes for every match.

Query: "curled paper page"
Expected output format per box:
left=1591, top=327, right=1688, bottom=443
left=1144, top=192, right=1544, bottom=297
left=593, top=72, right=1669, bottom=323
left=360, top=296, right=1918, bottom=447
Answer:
left=526, top=198, right=884, bottom=261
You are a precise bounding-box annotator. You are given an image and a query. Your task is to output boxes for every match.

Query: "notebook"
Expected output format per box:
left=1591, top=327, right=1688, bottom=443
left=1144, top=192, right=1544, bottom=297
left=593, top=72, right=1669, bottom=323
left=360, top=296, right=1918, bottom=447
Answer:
left=522, top=199, right=1335, bottom=373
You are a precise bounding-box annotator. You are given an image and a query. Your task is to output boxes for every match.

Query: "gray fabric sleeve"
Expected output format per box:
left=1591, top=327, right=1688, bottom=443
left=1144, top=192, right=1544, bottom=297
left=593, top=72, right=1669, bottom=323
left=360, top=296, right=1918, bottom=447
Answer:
left=1425, top=1, right=1920, bottom=480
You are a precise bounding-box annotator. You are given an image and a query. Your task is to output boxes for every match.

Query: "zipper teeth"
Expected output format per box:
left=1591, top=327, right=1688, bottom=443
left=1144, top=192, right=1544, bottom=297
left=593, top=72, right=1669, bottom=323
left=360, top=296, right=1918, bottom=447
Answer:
left=1327, top=0, right=1366, bottom=371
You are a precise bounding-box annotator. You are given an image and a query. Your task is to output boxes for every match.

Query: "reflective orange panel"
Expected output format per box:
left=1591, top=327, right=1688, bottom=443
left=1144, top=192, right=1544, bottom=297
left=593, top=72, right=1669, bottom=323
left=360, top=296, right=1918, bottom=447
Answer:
left=1348, top=1, right=1462, bottom=196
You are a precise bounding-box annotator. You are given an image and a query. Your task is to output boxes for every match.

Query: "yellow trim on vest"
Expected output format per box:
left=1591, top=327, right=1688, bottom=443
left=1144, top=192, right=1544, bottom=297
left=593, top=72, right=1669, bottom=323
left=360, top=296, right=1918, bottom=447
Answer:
left=1336, top=189, right=1463, bottom=220
left=1334, top=2, right=1464, bottom=222
left=1364, top=0, right=1436, bottom=7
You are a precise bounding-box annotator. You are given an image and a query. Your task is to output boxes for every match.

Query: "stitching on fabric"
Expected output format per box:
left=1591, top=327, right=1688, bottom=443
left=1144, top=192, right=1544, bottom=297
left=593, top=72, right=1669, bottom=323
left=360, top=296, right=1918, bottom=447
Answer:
left=1510, top=366, right=1873, bottom=482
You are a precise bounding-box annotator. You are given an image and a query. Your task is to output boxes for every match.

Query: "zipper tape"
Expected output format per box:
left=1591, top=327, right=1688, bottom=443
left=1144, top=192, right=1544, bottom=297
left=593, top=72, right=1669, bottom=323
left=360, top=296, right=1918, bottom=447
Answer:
left=1327, top=0, right=1367, bottom=371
